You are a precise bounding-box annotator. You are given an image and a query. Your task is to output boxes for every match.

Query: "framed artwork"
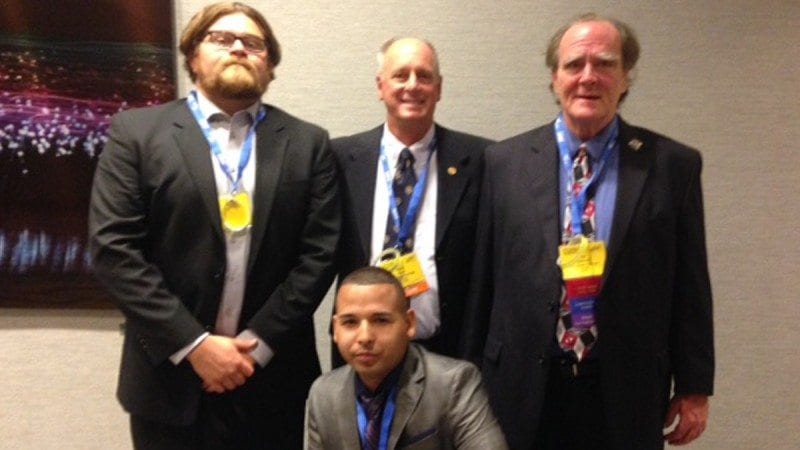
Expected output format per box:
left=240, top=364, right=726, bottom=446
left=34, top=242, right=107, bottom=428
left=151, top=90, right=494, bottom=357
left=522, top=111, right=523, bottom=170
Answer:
left=0, top=1, right=176, bottom=307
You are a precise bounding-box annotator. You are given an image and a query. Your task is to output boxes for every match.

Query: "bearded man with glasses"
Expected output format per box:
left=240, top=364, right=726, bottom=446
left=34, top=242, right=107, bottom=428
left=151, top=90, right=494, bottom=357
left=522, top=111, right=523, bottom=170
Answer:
left=89, top=2, right=340, bottom=448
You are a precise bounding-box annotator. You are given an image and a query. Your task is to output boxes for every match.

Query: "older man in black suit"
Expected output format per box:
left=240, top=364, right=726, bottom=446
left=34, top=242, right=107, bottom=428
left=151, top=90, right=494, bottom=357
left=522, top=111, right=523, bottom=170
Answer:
left=332, top=37, right=492, bottom=365
left=462, top=13, right=714, bottom=450
left=89, top=3, right=339, bottom=448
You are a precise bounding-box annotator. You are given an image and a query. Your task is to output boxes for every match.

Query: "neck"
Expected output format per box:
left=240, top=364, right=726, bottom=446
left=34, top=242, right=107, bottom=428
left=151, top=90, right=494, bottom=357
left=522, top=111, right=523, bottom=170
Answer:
left=387, top=118, right=433, bottom=147
left=565, top=115, right=614, bottom=141
left=198, top=87, right=258, bottom=116
left=359, top=374, right=386, bottom=393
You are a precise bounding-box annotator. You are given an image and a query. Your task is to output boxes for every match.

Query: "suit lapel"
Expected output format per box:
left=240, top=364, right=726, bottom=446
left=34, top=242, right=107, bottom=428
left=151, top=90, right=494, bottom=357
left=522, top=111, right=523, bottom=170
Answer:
left=605, top=121, right=653, bottom=281
left=528, top=126, right=563, bottom=268
left=346, top=127, right=382, bottom=261
left=388, top=346, right=425, bottom=450
left=434, top=125, right=473, bottom=250
left=336, top=369, right=363, bottom=450
left=248, top=105, right=288, bottom=271
left=173, top=101, right=225, bottom=242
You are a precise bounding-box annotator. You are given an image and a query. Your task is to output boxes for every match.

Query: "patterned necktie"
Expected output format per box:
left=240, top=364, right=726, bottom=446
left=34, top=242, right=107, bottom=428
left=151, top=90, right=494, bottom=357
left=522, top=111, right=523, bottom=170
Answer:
left=562, top=144, right=596, bottom=241
left=384, top=148, right=417, bottom=252
left=557, top=143, right=598, bottom=361
left=359, top=392, right=385, bottom=450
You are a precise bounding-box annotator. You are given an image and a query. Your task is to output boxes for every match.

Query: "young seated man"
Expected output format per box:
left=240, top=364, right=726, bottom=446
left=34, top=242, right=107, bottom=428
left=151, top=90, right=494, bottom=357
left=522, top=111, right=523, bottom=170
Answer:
left=305, top=267, right=507, bottom=450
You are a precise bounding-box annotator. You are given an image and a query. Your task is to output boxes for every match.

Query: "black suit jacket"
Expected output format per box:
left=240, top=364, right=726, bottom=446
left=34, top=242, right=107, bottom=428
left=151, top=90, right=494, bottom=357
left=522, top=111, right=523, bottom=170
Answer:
left=462, top=120, right=714, bottom=449
left=89, top=99, right=340, bottom=426
left=333, top=125, right=492, bottom=357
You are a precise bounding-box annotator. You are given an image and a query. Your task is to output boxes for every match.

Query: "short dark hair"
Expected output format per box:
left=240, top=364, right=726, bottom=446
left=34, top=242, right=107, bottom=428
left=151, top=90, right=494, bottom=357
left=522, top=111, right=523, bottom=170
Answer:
left=337, top=267, right=408, bottom=312
left=545, top=13, right=640, bottom=103
left=178, top=2, right=281, bottom=82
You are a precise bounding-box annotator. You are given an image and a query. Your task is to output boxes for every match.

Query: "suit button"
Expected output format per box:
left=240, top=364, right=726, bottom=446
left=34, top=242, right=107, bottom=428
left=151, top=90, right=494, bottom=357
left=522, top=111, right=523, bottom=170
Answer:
left=213, top=271, right=223, bottom=280
left=548, top=301, right=558, bottom=312
left=538, top=354, right=546, bottom=365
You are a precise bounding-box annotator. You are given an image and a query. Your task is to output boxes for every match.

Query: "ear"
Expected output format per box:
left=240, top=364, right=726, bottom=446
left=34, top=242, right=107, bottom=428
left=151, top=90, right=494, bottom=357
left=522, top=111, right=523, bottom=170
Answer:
left=331, top=315, right=339, bottom=344
left=621, top=70, right=631, bottom=94
left=434, top=75, right=443, bottom=102
left=376, top=74, right=384, bottom=101
left=405, top=308, right=417, bottom=340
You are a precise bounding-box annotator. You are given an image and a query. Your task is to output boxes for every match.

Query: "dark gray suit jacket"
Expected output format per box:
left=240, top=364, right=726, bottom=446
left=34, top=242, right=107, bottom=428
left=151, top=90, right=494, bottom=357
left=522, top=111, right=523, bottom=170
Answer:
left=462, top=120, right=714, bottom=449
left=305, top=344, right=508, bottom=450
left=333, top=125, right=492, bottom=357
left=89, top=98, right=340, bottom=426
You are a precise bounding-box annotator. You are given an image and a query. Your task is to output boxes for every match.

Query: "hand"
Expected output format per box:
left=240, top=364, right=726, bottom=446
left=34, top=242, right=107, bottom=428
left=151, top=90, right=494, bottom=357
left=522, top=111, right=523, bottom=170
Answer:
left=663, top=394, right=709, bottom=445
left=186, top=335, right=258, bottom=394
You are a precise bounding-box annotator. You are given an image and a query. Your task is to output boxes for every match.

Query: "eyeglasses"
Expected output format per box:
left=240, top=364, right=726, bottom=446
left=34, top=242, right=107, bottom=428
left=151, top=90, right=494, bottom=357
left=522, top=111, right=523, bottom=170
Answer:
left=203, top=30, right=267, bottom=54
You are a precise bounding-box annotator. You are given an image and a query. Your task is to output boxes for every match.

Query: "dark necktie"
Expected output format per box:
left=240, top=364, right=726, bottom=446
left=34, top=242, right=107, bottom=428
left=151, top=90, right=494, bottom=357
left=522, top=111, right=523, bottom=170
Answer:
left=557, top=143, right=598, bottom=361
left=359, top=392, right=384, bottom=450
left=384, top=148, right=417, bottom=252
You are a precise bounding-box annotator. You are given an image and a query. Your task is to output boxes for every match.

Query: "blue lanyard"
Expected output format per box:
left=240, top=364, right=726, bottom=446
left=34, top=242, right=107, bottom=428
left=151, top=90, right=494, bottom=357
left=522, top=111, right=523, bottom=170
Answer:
left=356, top=386, right=398, bottom=450
left=186, top=91, right=267, bottom=192
left=554, top=115, right=618, bottom=237
left=379, top=140, right=436, bottom=248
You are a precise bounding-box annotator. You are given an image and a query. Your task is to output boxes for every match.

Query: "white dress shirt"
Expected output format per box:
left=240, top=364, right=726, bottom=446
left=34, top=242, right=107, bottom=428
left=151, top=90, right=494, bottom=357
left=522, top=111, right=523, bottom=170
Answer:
left=370, top=124, right=440, bottom=339
left=170, top=91, right=272, bottom=367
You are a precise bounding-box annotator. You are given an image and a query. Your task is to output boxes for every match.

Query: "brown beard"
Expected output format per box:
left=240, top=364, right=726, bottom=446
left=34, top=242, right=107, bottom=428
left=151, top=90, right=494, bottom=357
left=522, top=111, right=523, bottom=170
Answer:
left=203, top=61, right=269, bottom=100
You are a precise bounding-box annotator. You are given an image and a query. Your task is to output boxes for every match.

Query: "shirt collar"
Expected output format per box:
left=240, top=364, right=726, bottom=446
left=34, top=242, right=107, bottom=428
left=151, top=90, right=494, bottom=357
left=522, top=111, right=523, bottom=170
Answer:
left=381, top=123, right=436, bottom=165
left=193, top=89, right=260, bottom=123
left=562, top=115, right=620, bottom=161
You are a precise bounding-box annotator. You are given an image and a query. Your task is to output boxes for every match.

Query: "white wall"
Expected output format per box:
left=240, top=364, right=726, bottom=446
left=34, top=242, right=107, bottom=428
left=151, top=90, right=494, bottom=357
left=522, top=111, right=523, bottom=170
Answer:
left=2, top=0, right=799, bottom=448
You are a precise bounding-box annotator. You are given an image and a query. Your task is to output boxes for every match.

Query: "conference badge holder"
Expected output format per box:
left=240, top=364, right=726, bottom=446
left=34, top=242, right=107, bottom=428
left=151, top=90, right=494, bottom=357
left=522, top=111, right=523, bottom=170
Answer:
left=376, top=248, right=429, bottom=297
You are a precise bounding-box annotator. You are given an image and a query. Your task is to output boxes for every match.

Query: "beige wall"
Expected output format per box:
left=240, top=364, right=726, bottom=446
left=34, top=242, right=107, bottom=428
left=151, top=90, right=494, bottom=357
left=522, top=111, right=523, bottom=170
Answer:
left=2, top=0, right=799, bottom=448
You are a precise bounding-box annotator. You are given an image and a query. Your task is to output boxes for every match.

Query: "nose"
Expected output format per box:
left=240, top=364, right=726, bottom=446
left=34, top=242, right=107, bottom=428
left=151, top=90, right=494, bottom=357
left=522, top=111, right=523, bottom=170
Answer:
left=356, top=320, right=373, bottom=344
left=579, top=63, right=598, bottom=84
left=229, top=38, right=247, bottom=53
left=404, top=73, right=420, bottom=90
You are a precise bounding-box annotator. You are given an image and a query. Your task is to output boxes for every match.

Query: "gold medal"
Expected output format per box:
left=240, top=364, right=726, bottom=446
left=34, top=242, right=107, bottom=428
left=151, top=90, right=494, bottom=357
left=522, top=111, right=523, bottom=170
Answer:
left=219, top=191, right=252, bottom=232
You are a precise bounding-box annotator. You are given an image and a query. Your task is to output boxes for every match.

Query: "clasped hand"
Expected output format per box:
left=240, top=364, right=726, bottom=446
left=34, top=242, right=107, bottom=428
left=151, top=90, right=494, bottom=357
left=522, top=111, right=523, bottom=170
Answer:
left=187, top=335, right=258, bottom=393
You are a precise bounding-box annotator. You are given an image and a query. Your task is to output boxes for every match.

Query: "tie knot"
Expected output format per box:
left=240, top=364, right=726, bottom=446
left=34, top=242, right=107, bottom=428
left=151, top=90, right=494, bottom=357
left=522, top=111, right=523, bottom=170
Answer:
left=576, top=143, right=589, bottom=159
left=398, top=148, right=415, bottom=170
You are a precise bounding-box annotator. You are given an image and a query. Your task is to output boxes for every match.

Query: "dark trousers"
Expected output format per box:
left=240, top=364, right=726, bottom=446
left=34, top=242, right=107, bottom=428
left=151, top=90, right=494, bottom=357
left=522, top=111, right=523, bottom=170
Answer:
left=533, top=358, right=610, bottom=450
left=130, top=389, right=304, bottom=450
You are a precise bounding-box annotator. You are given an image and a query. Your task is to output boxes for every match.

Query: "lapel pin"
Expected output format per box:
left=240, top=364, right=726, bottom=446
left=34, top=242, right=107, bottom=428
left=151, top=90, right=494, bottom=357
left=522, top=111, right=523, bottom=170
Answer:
left=628, top=139, right=643, bottom=151
left=447, top=166, right=458, bottom=176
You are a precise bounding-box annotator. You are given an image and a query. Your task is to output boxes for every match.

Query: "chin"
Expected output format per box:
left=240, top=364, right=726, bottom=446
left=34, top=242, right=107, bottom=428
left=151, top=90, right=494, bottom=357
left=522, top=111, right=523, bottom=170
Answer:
left=220, top=79, right=265, bottom=99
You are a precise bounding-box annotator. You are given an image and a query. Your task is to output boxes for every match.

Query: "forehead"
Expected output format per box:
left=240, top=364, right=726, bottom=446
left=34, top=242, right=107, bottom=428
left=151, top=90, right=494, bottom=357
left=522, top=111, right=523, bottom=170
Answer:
left=559, top=20, right=622, bottom=59
left=208, top=12, right=263, bottom=37
left=383, top=39, right=436, bottom=70
left=336, top=283, right=404, bottom=314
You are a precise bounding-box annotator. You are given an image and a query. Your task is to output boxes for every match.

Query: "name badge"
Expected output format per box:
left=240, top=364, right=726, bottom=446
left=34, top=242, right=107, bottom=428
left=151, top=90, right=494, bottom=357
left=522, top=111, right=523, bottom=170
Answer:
left=376, top=248, right=429, bottom=297
left=558, top=236, right=606, bottom=280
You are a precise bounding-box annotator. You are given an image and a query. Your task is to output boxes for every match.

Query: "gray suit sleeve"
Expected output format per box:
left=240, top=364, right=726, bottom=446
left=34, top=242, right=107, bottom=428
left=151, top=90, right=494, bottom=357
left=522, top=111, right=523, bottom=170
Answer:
left=304, top=379, right=325, bottom=450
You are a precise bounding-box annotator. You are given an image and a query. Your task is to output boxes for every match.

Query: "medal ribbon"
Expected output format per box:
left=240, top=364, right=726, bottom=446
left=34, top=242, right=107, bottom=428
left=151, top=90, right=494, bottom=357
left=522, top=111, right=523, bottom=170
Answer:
left=554, top=114, right=618, bottom=237
left=186, top=91, right=267, bottom=192
left=379, top=140, right=436, bottom=249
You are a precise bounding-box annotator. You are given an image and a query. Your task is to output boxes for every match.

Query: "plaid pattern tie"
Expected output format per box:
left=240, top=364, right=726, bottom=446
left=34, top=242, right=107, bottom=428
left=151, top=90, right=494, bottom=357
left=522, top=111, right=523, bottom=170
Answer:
left=557, top=144, right=598, bottom=361
left=359, top=391, right=386, bottom=450
left=384, top=148, right=416, bottom=252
